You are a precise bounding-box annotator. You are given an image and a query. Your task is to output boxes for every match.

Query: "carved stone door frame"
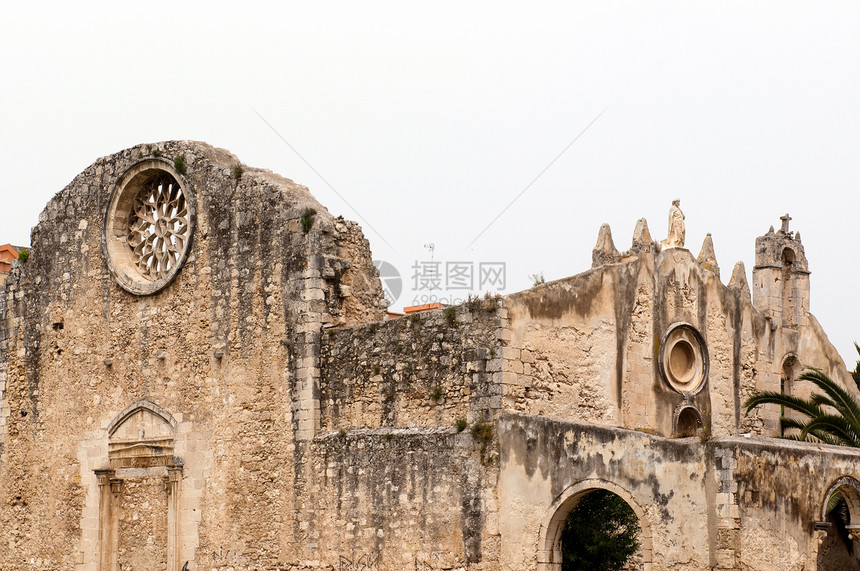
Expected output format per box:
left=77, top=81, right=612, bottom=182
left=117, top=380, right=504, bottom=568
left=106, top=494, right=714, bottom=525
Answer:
left=95, top=465, right=183, bottom=571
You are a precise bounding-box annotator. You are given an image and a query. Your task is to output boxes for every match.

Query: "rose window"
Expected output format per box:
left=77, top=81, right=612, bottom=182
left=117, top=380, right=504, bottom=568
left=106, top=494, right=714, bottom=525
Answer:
left=659, top=323, right=708, bottom=394
left=127, top=174, right=189, bottom=281
left=104, top=158, right=195, bottom=295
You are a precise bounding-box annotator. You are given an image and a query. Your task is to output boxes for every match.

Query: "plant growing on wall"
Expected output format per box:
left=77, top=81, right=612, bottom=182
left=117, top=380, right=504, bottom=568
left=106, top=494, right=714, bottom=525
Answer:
left=470, top=420, right=494, bottom=463
left=744, top=345, right=860, bottom=447
left=173, top=155, right=187, bottom=175
left=429, top=386, right=444, bottom=403
left=444, top=306, right=457, bottom=325
left=301, top=208, right=317, bottom=233
left=529, top=272, right=546, bottom=287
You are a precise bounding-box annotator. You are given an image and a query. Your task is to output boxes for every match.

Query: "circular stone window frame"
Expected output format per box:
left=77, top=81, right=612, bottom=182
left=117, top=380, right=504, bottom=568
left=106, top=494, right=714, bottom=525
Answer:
left=659, top=322, right=709, bottom=395
left=103, top=158, right=196, bottom=296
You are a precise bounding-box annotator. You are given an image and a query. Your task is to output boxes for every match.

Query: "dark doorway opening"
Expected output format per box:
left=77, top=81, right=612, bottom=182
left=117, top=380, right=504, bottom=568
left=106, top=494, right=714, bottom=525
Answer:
left=561, top=489, right=642, bottom=571
left=818, top=491, right=860, bottom=570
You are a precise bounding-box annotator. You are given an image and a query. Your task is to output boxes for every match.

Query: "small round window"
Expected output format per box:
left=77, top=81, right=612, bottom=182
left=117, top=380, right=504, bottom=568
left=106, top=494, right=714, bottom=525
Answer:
left=660, top=324, right=708, bottom=394
left=104, top=159, right=195, bottom=295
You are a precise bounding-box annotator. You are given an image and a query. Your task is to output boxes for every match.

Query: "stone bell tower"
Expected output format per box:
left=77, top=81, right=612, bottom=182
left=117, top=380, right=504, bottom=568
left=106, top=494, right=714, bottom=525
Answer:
left=752, top=214, right=810, bottom=328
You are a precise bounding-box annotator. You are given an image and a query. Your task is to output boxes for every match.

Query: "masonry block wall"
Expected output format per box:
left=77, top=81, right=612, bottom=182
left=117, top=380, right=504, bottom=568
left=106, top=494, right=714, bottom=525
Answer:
left=0, top=141, right=386, bottom=570
left=503, top=242, right=849, bottom=441
left=301, top=430, right=500, bottom=570
left=498, top=415, right=860, bottom=571
left=320, top=301, right=505, bottom=431
left=1, top=141, right=858, bottom=571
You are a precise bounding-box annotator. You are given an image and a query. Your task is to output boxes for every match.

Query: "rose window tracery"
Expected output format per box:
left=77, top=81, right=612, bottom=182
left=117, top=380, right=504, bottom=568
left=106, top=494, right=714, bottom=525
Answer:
left=127, top=174, right=189, bottom=281
left=104, top=158, right=195, bottom=295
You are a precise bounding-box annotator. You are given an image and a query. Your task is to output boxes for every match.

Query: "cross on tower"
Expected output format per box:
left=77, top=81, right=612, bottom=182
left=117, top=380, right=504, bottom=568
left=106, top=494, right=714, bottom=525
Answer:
left=780, top=213, right=791, bottom=234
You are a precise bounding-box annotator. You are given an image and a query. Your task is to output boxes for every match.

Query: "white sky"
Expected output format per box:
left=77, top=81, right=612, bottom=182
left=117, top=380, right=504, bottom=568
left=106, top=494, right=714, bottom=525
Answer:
left=2, top=2, right=859, bottom=365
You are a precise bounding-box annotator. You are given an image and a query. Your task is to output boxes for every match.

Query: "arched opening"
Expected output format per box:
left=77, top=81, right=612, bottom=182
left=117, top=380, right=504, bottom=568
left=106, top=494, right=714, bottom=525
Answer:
left=538, top=480, right=652, bottom=571
left=561, top=489, right=641, bottom=570
left=781, top=248, right=797, bottom=327
left=780, top=355, right=801, bottom=434
left=780, top=355, right=800, bottom=397
left=675, top=407, right=703, bottom=437
left=817, top=477, right=860, bottom=570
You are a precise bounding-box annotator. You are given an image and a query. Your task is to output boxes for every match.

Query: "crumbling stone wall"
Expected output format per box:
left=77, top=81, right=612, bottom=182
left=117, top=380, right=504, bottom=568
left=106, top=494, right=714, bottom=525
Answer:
left=503, top=245, right=850, bottom=440
left=297, top=429, right=500, bottom=571
left=498, top=414, right=860, bottom=571
left=320, top=301, right=505, bottom=431
left=498, top=414, right=711, bottom=571
left=502, top=267, right=620, bottom=425
left=1, top=140, right=857, bottom=571
left=117, top=476, right=169, bottom=570
left=0, top=141, right=386, bottom=570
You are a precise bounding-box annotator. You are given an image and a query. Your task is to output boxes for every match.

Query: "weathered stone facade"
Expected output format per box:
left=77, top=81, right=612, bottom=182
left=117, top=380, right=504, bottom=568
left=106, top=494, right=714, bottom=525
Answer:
left=0, top=141, right=857, bottom=570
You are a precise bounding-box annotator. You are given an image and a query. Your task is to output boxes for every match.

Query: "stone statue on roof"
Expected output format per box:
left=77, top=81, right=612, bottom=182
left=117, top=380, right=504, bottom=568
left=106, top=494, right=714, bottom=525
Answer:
left=661, top=199, right=685, bottom=250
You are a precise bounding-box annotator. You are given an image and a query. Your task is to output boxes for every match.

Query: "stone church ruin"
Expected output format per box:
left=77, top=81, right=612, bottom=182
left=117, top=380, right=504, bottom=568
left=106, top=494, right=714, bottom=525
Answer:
left=1, top=141, right=858, bottom=570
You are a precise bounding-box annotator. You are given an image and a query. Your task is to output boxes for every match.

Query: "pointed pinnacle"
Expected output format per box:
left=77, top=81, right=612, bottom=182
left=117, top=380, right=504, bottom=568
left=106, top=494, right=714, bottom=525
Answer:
left=728, top=261, right=751, bottom=299
left=697, top=233, right=720, bottom=279
left=592, top=223, right=619, bottom=268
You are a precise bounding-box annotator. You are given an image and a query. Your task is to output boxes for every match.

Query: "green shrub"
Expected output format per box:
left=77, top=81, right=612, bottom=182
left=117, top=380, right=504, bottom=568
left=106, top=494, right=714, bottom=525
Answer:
left=430, top=386, right=444, bottom=403
left=301, top=208, right=317, bottom=233
left=173, top=155, right=187, bottom=175
left=561, top=489, right=641, bottom=570
left=470, top=420, right=494, bottom=462
left=444, top=306, right=457, bottom=325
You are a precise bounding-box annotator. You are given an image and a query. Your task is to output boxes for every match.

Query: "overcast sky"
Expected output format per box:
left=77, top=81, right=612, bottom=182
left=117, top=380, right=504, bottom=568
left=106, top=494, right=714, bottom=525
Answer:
left=2, top=2, right=859, bottom=364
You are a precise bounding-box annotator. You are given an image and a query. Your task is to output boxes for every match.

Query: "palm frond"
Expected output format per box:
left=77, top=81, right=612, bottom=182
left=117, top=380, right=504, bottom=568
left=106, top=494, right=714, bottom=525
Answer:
left=826, top=490, right=844, bottom=514
left=853, top=342, right=860, bottom=392
left=799, top=369, right=860, bottom=431
left=745, top=344, right=860, bottom=449
left=779, top=417, right=846, bottom=446
left=779, top=416, right=807, bottom=432
left=800, top=415, right=860, bottom=447
left=808, top=429, right=849, bottom=447
left=744, top=391, right=823, bottom=419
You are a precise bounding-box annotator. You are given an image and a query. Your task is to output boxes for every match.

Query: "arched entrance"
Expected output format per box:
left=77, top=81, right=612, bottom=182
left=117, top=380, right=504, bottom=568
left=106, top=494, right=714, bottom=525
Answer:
left=817, top=477, right=860, bottom=570
left=538, top=479, right=652, bottom=571
left=674, top=406, right=703, bottom=437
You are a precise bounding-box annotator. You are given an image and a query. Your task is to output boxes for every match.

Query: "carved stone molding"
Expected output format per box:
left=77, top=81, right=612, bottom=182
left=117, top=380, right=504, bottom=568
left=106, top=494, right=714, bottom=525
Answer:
left=103, top=158, right=195, bottom=295
left=659, top=323, right=709, bottom=395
